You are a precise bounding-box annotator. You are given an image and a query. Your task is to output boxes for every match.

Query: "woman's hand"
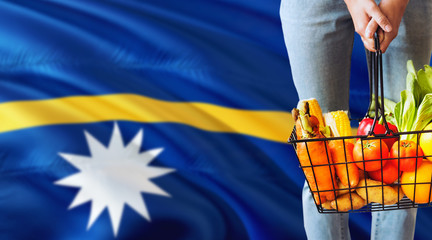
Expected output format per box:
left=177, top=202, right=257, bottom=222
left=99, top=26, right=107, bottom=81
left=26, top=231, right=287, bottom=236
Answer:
left=364, top=0, right=409, bottom=52
left=344, top=0, right=393, bottom=52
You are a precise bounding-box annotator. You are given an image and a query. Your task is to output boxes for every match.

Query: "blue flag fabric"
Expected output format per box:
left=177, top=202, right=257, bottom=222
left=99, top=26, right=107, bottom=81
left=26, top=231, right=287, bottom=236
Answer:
left=1, top=1, right=432, bottom=240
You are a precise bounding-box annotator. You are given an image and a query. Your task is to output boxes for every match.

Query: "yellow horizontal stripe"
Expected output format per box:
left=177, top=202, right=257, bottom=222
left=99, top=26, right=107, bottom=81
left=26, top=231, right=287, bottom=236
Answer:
left=0, top=94, right=294, bottom=143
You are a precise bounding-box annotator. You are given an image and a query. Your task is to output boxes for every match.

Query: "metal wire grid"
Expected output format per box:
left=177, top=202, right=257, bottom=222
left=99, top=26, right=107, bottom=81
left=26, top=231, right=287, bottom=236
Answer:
left=288, top=127, right=432, bottom=213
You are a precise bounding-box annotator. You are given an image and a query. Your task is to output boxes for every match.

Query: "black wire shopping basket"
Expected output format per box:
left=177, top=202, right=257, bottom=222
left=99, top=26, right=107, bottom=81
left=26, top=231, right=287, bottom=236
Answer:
left=288, top=34, right=432, bottom=213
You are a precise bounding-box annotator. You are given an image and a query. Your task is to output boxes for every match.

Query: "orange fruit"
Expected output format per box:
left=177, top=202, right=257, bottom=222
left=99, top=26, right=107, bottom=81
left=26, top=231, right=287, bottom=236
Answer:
left=401, top=161, right=432, bottom=203
left=419, top=123, right=432, bottom=161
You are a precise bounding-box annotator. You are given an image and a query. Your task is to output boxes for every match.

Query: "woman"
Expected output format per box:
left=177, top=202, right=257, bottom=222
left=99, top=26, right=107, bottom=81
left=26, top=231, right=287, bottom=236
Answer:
left=280, top=0, right=432, bottom=239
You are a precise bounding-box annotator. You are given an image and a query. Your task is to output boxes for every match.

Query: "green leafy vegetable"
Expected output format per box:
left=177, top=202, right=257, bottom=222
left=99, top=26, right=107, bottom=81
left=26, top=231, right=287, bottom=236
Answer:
left=395, top=61, right=432, bottom=140
left=412, top=94, right=432, bottom=131
left=367, top=96, right=397, bottom=125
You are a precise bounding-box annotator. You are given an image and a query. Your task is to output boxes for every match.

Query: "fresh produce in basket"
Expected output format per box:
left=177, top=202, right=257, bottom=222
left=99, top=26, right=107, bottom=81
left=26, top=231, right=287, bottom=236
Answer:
left=330, top=192, right=366, bottom=212
left=335, top=180, right=357, bottom=196
left=389, top=140, right=424, bottom=172
left=401, top=161, right=432, bottom=204
left=357, top=117, right=398, bottom=149
left=419, top=122, right=432, bottom=161
left=292, top=101, right=337, bottom=204
left=356, top=179, right=403, bottom=205
left=321, top=201, right=333, bottom=210
left=353, top=139, right=389, bottom=171
left=394, top=61, right=432, bottom=141
left=328, top=140, right=359, bottom=188
left=289, top=61, right=432, bottom=212
left=298, top=98, right=325, bottom=130
left=324, top=110, right=352, bottom=138
left=322, top=180, right=365, bottom=211
left=324, top=110, right=361, bottom=188
left=368, top=162, right=400, bottom=184
left=295, top=99, right=322, bottom=139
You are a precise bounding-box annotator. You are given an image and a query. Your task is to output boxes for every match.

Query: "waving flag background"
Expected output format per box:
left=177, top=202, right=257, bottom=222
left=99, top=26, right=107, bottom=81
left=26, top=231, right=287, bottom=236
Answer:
left=1, top=1, right=432, bottom=240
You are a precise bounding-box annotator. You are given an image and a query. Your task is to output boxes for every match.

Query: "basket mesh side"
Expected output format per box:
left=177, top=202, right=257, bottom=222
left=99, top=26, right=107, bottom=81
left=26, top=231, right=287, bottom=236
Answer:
left=286, top=126, right=432, bottom=214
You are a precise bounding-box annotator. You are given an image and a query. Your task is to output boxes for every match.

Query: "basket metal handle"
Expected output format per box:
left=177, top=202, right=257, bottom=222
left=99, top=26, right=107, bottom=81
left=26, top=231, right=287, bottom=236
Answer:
left=365, top=32, right=396, bottom=137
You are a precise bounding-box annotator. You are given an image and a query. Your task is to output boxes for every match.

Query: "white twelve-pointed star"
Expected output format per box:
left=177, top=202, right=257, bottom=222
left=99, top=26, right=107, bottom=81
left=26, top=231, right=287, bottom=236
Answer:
left=55, top=123, right=175, bottom=237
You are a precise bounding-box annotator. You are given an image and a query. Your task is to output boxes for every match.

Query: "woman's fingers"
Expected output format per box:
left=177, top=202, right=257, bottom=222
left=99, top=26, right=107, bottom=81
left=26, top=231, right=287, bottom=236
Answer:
left=362, top=27, right=385, bottom=52
left=361, top=37, right=375, bottom=52
left=379, top=34, right=392, bottom=53
left=344, top=0, right=394, bottom=51
left=365, top=19, right=378, bottom=38
left=367, top=4, right=392, bottom=33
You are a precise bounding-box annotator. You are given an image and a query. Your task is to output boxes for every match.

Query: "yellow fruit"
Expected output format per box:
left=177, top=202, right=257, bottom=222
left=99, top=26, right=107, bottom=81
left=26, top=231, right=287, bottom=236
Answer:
left=419, top=122, right=432, bottom=161
left=401, top=161, right=432, bottom=204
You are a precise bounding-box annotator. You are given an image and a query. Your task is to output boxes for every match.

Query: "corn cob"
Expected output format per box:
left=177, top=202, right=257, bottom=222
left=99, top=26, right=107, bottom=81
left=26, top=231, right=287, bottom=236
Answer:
left=298, top=98, right=325, bottom=128
left=323, top=110, right=351, bottom=137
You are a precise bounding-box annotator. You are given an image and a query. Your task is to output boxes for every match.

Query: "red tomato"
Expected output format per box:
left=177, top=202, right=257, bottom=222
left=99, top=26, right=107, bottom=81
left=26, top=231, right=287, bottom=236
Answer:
left=389, top=140, right=424, bottom=172
left=357, top=118, right=398, bottom=149
left=353, top=139, right=389, bottom=171
left=384, top=123, right=399, bottom=150
left=369, top=162, right=400, bottom=184
left=357, top=118, right=386, bottom=136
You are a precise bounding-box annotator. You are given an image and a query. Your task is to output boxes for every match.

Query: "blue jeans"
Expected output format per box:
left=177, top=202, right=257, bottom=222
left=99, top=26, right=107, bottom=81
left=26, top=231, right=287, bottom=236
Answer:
left=302, top=182, right=417, bottom=240
left=280, top=0, right=432, bottom=239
